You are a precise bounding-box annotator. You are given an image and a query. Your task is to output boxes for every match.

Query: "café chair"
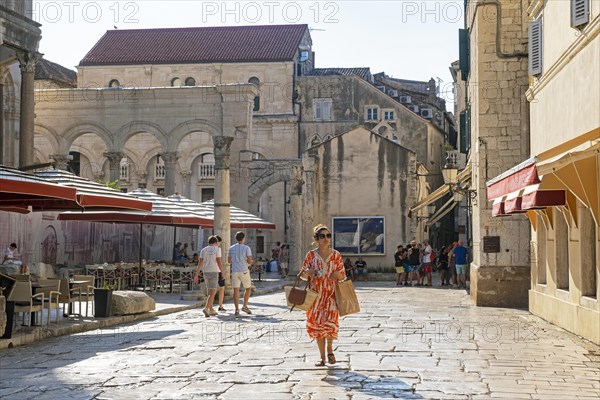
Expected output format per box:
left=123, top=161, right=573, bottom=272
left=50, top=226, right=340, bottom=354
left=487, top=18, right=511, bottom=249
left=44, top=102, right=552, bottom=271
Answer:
left=8, top=280, right=45, bottom=326
left=38, top=279, right=61, bottom=324
left=73, top=275, right=95, bottom=317
left=58, top=278, right=82, bottom=317
left=10, top=274, right=31, bottom=282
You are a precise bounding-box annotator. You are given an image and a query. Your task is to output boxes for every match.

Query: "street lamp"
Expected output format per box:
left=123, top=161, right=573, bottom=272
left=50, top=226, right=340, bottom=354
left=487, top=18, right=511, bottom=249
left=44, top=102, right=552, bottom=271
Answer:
left=442, top=156, right=477, bottom=203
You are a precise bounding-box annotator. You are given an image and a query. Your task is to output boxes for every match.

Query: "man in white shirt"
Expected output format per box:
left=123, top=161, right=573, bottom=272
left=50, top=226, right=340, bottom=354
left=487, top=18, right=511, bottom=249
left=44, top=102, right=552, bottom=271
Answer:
left=422, top=239, right=433, bottom=286
left=194, top=235, right=224, bottom=317
left=228, top=231, right=254, bottom=316
left=2, top=243, right=20, bottom=265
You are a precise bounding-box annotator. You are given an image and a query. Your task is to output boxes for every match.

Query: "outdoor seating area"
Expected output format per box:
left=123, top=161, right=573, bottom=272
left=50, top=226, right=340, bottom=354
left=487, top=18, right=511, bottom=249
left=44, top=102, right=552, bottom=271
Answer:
left=85, top=262, right=197, bottom=293
left=0, top=272, right=100, bottom=335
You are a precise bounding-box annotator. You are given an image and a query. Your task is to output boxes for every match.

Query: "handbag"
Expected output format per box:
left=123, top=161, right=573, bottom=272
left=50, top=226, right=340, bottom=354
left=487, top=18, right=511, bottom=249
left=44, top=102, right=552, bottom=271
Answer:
left=285, top=275, right=318, bottom=312
left=335, top=279, right=360, bottom=316
left=218, top=272, right=225, bottom=287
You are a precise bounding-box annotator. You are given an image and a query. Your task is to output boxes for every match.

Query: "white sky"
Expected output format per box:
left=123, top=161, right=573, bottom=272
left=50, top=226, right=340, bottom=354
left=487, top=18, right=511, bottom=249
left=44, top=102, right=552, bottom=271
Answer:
left=32, top=0, right=463, bottom=105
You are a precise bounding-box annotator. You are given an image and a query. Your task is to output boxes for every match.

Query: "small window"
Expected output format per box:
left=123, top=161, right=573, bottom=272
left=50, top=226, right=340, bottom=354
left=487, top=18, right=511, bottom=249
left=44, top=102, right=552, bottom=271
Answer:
left=366, top=107, right=379, bottom=121
left=108, top=79, right=120, bottom=88
left=249, top=77, right=260, bottom=111
left=156, top=188, right=165, bottom=196
left=313, top=99, right=332, bottom=121
left=201, top=188, right=214, bottom=202
left=185, top=77, right=196, bottom=86
left=171, top=77, right=181, bottom=86
left=299, top=50, right=309, bottom=62
left=384, top=111, right=395, bottom=120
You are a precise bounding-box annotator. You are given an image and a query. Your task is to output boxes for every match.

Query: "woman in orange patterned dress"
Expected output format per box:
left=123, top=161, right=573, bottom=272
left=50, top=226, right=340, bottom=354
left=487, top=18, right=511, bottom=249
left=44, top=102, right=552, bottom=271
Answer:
left=299, top=224, right=346, bottom=367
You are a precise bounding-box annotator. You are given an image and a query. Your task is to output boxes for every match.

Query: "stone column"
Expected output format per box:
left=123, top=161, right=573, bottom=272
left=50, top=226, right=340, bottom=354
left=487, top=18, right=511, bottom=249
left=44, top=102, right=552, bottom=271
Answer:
left=103, top=151, right=124, bottom=182
left=0, top=65, right=7, bottom=165
left=288, top=164, right=304, bottom=274
left=50, top=154, right=72, bottom=170
left=213, top=136, right=233, bottom=285
left=180, top=170, right=192, bottom=198
left=160, top=152, right=179, bottom=196
left=17, top=51, right=40, bottom=168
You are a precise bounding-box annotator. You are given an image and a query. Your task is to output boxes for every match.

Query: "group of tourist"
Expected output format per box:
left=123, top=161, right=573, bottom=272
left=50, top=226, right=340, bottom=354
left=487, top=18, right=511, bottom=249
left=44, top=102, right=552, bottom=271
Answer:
left=342, top=256, right=369, bottom=282
left=393, top=239, right=469, bottom=288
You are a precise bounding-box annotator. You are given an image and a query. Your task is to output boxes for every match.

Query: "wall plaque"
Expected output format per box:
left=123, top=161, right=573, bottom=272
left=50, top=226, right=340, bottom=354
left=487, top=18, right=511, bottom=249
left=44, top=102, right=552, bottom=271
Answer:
left=483, top=236, right=501, bottom=253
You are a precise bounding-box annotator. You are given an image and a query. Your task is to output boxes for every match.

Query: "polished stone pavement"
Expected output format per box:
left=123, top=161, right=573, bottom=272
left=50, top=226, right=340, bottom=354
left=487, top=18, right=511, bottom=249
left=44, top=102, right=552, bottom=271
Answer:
left=0, top=280, right=598, bottom=399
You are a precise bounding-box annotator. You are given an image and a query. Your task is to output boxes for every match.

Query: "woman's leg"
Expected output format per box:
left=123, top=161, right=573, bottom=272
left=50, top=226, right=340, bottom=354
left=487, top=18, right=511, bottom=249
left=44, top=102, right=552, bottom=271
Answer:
left=218, top=286, right=225, bottom=310
left=316, top=338, right=326, bottom=364
left=326, top=337, right=336, bottom=364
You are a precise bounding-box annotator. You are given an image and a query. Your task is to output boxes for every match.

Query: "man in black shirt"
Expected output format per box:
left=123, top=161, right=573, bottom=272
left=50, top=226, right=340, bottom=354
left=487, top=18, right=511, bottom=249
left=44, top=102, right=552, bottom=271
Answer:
left=354, top=257, right=368, bottom=282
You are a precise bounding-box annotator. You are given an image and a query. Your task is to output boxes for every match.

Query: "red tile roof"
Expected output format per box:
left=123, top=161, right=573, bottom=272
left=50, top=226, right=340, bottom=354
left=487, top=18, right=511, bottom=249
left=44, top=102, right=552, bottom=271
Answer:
left=79, top=24, right=309, bottom=66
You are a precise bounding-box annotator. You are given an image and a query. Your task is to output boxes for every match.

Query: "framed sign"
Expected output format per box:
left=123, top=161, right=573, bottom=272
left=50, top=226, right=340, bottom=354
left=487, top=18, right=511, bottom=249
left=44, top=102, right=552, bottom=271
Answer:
left=332, top=217, right=385, bottom=255
left=483, top=236, right=501, bottom=253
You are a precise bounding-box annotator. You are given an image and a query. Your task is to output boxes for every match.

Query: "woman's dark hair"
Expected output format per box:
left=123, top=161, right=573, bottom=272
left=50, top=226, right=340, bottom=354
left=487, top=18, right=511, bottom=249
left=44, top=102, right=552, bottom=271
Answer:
left=208, top=236, right=218, bottom=244
left=215, top=235, right=222, bottom=242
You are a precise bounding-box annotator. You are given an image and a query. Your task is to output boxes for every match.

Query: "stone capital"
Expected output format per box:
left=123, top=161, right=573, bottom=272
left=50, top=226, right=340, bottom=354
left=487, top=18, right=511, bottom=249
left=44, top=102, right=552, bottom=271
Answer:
left=159, top=152, right=179, bottom=165
left=180, top=170, right=192, bottom=179
left=50, top=154, right=72, bottom=170
left=103, top=152, right=125, bottom=167
left=213, top=136, right=234, bottom=169
left=17, top=51, right=42, bottom=74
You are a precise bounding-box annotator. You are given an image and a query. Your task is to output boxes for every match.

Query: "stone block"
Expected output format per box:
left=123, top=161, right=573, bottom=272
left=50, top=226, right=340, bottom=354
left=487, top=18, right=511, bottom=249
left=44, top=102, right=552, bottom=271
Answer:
left=0, top=296, right=5, bottom=337
left=111, top=291, right=155, bottom=316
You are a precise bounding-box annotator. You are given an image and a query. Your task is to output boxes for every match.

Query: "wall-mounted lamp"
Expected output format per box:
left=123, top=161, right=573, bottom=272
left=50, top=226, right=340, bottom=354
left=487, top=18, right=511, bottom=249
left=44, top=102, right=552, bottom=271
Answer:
left=442, top=156, right=477, bottom=203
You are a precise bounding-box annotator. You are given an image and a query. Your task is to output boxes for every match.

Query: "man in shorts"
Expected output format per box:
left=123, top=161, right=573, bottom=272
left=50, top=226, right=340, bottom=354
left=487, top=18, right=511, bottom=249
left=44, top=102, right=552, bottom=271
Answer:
left=194, top=235, right=224, bottom=317
left=452, top=240, right=469, bottom=289
left=228, top=231, right=254, bottom=316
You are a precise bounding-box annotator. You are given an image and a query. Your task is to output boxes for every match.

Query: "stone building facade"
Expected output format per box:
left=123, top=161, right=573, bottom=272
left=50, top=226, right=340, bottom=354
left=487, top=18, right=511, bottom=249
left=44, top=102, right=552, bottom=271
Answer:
left=487, top=0, right=599, bottom=344
left=0, top=0, right=41, bottom=168
left=14, top=23, right=450, bottom=270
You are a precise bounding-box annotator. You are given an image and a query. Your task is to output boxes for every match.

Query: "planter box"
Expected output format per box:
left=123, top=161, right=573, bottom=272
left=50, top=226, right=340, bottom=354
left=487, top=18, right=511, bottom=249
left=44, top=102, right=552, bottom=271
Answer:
left=94, top=288, right=113, bottom=318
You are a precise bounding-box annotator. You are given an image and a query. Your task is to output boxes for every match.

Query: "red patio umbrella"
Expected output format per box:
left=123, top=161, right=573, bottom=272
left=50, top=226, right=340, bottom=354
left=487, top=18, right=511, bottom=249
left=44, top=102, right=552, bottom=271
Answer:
left=0, top=165, right=77, bottom=212
left=34, top=169, right=152, bottom=212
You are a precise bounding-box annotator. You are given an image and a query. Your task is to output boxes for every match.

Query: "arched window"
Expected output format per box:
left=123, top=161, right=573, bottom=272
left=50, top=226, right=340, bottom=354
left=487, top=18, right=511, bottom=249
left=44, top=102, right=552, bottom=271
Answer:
left=171, top=77, right=181, bottom=86
left=185, top=77, right=196, bottom=86
left=108, top=79, right=120, bottom=88
left=248, top=77, right=260, bottom=111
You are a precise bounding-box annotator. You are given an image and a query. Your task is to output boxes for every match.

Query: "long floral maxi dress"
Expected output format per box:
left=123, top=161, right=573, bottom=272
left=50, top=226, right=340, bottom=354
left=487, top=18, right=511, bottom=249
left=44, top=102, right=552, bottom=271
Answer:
left=300, top=249, right=346, bottom=339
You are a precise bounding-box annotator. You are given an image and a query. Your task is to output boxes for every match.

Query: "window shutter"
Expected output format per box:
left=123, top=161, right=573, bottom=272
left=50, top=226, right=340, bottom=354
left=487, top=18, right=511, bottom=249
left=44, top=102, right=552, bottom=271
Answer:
left=459, top=29, right=470, bottom=81
left=323, top=101, right=331, bottom=120
left=571, top=0, right=589, bottom=28
left=315, top=101, right=322, bottom=120
left=459, top=112, right=468, bottom=154
left=528, top=19, right=543, bottom=76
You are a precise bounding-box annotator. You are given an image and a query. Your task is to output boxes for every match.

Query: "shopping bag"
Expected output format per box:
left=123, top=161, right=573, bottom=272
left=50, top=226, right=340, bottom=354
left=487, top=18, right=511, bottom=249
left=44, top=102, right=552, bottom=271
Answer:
left=335, top=279, right=360, bottom=316
left=284, top=285, right=318, bottom=311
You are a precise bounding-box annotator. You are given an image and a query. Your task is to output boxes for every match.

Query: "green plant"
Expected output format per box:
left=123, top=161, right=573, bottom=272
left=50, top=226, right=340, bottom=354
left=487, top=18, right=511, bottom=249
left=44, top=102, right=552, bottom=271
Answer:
left=102, top=282, right=118, bottom=290
left=100, top=180, right=120, bottom=190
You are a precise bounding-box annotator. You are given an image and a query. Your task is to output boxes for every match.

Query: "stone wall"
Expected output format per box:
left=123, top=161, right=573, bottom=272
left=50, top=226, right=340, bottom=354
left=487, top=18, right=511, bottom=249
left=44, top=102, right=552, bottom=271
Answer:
left=467, top=0, right=531, bottom=307
left=0, top=295, right=6, bottom=337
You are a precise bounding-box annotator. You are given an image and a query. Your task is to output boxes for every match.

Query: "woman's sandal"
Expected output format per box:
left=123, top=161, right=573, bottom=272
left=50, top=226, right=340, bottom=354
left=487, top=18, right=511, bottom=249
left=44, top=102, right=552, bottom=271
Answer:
left=314, top=360, right=326, bottom=367
left=327, top=353, right=336, bottom=364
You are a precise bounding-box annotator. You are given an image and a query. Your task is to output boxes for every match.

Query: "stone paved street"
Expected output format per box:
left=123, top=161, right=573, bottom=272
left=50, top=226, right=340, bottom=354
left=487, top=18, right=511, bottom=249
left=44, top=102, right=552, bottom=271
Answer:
left=1, top=282, right=599, bottom=399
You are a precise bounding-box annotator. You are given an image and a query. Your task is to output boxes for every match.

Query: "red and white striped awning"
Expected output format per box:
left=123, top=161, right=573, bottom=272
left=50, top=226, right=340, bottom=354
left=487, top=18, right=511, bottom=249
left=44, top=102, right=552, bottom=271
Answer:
left=200, top=199, right=276, bottom=229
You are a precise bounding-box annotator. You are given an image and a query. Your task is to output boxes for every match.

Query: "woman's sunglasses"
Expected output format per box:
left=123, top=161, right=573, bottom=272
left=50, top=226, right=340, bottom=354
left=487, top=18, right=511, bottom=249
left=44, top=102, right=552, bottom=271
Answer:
left=318, top=233, right=332, bottom=239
